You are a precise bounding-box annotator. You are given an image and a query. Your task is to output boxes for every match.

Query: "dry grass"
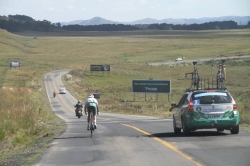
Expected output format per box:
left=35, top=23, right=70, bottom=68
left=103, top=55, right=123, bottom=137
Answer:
left=0, top=29, right=250, bottom=164
left=0, top=87, right=37, bottom=141
left=0, top=29, right=250, bottom=144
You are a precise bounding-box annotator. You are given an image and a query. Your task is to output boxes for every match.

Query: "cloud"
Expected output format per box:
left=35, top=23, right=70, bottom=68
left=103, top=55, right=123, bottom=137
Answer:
left=150, top=5, right=160, bottom=10
left=181, top=0, right=198, bottom=3
left=80, top=7, right=87, bottom=11
left=68, top=6, right=74, bottom=10
left=48, top=7, right=54, bottom=11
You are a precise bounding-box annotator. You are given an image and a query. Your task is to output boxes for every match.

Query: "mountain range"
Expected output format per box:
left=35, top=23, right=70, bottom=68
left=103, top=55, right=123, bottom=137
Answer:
left=60, top=16, right=250, bottom=26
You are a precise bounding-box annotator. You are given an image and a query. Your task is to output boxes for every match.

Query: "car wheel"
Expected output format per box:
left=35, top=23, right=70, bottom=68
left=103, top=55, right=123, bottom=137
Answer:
left=230, top=125, right=239, bottom=134
left=182, top=118, right=191, bottom=136
left=173, top=118, right=181, bottom=133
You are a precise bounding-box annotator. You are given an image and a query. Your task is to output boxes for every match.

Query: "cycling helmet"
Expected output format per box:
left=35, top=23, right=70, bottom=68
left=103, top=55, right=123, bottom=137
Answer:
left=88, top=94, right=94, bottom=98
left=78, top=100, right=81, bottom=103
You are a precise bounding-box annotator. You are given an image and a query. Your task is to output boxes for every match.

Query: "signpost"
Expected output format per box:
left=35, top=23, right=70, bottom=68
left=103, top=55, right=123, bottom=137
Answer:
left=90, top=64, right=110, bottom=76
left=132, top=80, right=171, bottom=93
left=132, top=79, right=171, bottom=101
left=10, top=62, right=21, bottom=68
left=93, top=93, right=100, bottom=99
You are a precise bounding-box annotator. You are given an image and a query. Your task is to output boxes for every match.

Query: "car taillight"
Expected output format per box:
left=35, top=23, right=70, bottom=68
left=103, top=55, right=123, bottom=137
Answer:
left=188, top=99, right=193, bottom=112
left=233, top=104, right=237, bottom=110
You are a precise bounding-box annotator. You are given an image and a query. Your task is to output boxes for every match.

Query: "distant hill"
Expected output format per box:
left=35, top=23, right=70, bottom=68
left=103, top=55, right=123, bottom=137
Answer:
left=61, top=17, right=119, bottom=26
left=60, top=20, right=86, bottom=26
left=60, top=16, right=250, bottom=26
left=79, top=17, right=119, bottom=25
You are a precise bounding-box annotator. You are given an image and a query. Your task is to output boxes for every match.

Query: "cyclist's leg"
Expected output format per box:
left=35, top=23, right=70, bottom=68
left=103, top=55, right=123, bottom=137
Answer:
left=93, top=106, right=97, bottom=128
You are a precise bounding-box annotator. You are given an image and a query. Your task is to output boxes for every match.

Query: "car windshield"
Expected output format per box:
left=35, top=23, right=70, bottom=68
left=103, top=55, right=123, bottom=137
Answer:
left=191, top=91, right=232, bottom=104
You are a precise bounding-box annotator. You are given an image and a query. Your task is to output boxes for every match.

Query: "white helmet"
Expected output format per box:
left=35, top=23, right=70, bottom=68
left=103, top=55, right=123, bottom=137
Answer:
left=88, top=94, right=94, bottom=98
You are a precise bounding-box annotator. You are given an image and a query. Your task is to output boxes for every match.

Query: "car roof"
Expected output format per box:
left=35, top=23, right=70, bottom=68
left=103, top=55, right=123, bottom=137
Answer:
left=185, top=88, right=229, bottom=94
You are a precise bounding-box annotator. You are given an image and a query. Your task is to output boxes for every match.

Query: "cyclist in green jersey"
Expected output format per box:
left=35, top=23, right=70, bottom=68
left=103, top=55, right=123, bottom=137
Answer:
left=84, top=94, right=99, bottom=130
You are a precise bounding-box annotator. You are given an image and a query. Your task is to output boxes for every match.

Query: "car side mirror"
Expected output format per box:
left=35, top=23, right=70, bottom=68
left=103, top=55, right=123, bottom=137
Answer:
left=169, top=103, right=177, bottom=112
left=171, top=103, right=177, bottom=107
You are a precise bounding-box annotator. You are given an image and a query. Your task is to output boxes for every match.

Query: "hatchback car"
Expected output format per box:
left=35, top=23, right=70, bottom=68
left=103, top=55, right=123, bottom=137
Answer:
left=170, top=89, right=240, bottom=135
left=59, top=87, right=67, bottom=94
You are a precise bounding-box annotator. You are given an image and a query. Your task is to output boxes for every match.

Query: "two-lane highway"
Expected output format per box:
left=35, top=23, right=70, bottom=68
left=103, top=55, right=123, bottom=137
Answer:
left=33, top=70, right=250, bottom=166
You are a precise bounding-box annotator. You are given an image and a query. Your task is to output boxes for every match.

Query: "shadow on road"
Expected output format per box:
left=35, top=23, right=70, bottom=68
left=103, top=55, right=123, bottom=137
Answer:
left=152, top=131, right=228, bottom=138
left=54, top=136, right=90, bottom=139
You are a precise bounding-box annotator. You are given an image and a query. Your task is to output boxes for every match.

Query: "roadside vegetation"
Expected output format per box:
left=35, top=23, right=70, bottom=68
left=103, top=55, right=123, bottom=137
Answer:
left=0, top=28, right=250, bottom=164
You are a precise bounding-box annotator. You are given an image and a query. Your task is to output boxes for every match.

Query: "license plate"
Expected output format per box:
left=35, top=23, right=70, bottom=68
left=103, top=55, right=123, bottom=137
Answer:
left=206, top=114, right=221, bottom=118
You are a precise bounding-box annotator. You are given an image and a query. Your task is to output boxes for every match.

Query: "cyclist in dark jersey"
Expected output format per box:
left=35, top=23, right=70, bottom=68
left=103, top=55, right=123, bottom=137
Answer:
left=74, top=100, right=83, bottom=116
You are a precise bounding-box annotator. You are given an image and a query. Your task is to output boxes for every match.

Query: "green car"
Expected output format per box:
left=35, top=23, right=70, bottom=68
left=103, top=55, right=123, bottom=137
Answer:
left=171, top=89, right=240, bottom=136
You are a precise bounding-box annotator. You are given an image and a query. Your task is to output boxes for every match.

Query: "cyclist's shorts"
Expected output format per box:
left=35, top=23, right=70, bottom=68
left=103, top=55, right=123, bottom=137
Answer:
left=87, top=102, right=97, bottom=116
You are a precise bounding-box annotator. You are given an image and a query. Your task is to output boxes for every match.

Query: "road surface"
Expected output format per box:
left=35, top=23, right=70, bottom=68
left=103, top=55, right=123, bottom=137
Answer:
left=32, top=69, right=250, bottom=166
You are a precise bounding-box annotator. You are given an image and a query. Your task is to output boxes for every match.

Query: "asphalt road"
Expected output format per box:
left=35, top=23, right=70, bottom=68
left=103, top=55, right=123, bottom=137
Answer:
left=32, top=70, right=250, bottom=166
left=148, top=55, right=250, bottom=66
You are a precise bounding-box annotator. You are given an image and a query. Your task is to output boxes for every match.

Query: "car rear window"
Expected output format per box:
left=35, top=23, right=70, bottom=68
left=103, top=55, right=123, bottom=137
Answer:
left=191, top=91, right=232, bottom=104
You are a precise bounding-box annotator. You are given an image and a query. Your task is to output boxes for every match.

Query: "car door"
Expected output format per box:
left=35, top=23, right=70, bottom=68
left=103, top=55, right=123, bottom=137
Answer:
left=175, top=94, right=189, bottom=128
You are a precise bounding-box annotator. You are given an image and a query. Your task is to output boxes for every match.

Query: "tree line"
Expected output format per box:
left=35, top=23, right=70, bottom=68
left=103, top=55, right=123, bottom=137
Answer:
left=0, top=15, right=60, bottom=32
left=0, top=14, right=249, bottom=32
left=146, top=21, right=240, bottom=30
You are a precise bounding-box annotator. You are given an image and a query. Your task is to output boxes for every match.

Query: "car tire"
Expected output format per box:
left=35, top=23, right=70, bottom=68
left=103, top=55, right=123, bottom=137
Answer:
left=182, top=118, right=191, bottom=136
left=173, top=118, right=181, bottom=133
left=230, top=125, right=239, bottom=134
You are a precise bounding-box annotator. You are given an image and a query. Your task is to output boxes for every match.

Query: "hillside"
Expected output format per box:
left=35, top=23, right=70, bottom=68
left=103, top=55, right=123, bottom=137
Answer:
left=61, top=16, right=250, bottom=26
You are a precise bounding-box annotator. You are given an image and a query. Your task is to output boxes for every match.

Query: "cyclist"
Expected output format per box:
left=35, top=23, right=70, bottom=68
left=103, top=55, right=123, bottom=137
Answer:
left=53, top=91, right=56, bottom=98
left=74, top=100, right=83, bottom=116
left=84, top=94, right=99, bottom=130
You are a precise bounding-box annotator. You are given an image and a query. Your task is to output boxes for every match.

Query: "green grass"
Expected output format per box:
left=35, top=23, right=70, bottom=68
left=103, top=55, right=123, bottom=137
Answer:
left=0, top=28, right=250, bottom=164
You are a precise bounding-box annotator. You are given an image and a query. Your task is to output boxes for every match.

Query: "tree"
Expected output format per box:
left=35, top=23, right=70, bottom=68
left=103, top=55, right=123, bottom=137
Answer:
left=55, top=22, right=61, bottom=27
left=8, top=14, right=34, bottom=22
left=214, top=26, right=220, bottom=30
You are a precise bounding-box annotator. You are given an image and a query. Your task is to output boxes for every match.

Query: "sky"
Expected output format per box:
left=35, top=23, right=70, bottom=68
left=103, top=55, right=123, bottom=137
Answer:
left=0, top=0, right=250, bottom=23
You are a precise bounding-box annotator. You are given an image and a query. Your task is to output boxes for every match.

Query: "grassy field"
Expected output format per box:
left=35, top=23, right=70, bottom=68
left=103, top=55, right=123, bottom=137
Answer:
left=0, top=28, right=250, bottom=164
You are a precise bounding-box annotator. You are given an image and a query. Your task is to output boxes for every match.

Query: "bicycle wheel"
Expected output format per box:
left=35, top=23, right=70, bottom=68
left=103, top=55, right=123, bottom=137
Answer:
left=219, top=73, right=224, bottom=89
left=193, top=69, right=199, bottom=89
left=90, top=111, right=94, bottom=137
left=216, top=75, right=219, bottom=89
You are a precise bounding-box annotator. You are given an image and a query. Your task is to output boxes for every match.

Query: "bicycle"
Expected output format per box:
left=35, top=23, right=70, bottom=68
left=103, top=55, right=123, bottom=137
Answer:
left=185, top=61, right=200, bottom=90
left=88, top=107, right=95, bottom=137
left=216, top=60, right=226, bottom=89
